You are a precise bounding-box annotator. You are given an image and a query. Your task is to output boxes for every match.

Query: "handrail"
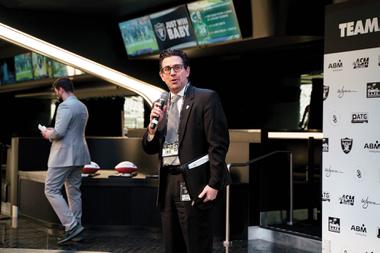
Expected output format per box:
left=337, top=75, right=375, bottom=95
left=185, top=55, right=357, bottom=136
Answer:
left=0, top=143, right=10, bottom=219
left=228, top=150, right=291, bottom=168
left=223, top=150, right=293, bottom=247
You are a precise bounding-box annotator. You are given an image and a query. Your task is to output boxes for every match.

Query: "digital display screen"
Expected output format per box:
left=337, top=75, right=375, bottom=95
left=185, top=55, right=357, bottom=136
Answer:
left=0, top=57, right=16, bottom=85
left=52, top=61, right=70, bottom=77
left=187, top=0, right=241, bottom=45
left=119, top=16, right=159, bottom=57
left=150, top=5, right=197, bottom=50
left=32, top=53, right=49, bottom=79
left=15, top=52, right=34, bottom=82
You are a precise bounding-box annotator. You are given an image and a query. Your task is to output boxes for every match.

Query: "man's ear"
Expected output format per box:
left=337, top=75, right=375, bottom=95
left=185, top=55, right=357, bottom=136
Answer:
left=159, top=71, right=165, bottom=81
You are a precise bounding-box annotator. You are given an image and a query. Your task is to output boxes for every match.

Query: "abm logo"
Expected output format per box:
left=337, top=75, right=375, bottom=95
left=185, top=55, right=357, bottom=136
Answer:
left=328, top=60, right=343, bottom=71
left=350, top=223, right=367, bottom=236
left=341, top=138, right=353, bottom=154
left=328, top=217, right=340, bottom=233
left=364, top=141, right=380, bottom=153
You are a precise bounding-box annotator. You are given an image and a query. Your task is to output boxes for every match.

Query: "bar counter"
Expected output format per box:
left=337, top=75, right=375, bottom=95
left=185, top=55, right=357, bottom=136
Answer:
left=18, top=170, right=160, bottom=228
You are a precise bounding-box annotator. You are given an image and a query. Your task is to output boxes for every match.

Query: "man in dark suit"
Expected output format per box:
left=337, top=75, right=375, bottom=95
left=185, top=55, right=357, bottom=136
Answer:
left=142, top=49, right=230, bottom=253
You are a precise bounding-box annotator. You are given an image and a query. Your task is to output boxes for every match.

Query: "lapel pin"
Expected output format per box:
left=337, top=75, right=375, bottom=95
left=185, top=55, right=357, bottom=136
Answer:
left=186, top=105, right=190, bottom=109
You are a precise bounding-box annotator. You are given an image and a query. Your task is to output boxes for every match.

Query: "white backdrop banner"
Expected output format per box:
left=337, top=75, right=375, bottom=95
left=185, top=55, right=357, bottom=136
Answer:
left=323, top=1, right=380, bottom=253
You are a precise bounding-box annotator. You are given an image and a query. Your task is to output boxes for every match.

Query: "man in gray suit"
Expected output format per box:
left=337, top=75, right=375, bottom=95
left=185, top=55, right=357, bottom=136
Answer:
left=41, top=77, right=91, bottom=244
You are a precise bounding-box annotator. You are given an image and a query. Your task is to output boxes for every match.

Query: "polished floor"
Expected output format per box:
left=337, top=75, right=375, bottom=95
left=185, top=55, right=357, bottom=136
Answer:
left=0, top=216, right=315, bottom=253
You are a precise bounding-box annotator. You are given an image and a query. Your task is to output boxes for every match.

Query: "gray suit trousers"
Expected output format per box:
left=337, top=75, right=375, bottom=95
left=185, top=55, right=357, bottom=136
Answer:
left=44, top=166, right=82, bottom=231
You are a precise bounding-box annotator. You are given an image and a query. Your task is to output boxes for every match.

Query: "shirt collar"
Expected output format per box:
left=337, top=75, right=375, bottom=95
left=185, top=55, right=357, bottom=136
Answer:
left=171, top=82, right=189, bottom=98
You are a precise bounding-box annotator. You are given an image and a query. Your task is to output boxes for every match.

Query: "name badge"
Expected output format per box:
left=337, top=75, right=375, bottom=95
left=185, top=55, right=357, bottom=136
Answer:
left=180, top=182, right=191, bottom=202
left=162, top=142, right=179, bottom=157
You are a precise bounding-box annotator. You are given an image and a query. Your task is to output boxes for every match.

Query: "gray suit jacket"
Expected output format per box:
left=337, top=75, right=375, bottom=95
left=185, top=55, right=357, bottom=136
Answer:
left=48, top=95, right=91, bottom=168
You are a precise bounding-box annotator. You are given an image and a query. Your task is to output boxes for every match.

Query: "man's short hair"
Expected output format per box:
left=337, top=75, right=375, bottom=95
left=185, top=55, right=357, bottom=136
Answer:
left=159, top=49, right=189, bottom=70
left=52, top=77, right=74, bottom=92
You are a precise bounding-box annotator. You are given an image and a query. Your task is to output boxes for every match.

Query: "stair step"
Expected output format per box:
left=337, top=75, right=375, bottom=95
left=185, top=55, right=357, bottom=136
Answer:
left=248, top=226, right=321, bottom=253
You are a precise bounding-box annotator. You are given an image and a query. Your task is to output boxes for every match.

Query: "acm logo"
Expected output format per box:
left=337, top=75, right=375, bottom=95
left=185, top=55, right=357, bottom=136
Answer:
left=353, top=57, right=369, bottom=69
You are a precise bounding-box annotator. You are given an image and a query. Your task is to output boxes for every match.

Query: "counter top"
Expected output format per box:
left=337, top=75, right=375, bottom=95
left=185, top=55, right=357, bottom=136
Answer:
left=19, top=170, right=159, bottom=187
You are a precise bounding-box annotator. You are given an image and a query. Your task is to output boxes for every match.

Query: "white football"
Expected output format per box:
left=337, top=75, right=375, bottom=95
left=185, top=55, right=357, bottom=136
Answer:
left=115, top=161, right=137, bottom=173
left=82, top=161, right=100, bottom=174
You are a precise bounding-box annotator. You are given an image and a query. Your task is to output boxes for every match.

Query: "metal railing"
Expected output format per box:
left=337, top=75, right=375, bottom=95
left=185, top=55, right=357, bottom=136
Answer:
left=0, top=143, right=10, bottom=219
left=223, top=150, right=293, bottom=247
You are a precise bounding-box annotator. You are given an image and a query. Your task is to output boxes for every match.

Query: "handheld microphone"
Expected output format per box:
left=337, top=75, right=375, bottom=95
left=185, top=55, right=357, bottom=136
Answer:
left=150, top=92, right=169, bottom=129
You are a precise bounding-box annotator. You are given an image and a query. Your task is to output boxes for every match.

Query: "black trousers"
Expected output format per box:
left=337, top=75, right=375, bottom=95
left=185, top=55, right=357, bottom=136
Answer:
left=161, top=173, right=213, bottom=253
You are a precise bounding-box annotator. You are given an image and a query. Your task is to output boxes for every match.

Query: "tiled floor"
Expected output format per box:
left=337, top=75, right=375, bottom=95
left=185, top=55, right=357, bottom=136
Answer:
left=0, top=216, right=315, bottom=253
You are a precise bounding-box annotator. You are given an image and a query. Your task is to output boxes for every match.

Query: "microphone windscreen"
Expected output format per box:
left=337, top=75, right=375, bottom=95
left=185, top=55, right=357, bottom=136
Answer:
left=160, top=92, right=169, bottom=103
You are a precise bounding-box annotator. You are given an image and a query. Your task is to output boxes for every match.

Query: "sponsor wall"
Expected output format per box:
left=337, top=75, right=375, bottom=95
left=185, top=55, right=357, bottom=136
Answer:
left=323, top=1, right=380, bottom=253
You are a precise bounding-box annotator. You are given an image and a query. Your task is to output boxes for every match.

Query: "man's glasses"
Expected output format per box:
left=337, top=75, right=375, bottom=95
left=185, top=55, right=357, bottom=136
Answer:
left=160, top=64, right=184, bottom=74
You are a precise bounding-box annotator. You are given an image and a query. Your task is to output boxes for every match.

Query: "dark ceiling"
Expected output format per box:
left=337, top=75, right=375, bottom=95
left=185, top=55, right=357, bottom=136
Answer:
left=0, top=0, right=189, bottom=16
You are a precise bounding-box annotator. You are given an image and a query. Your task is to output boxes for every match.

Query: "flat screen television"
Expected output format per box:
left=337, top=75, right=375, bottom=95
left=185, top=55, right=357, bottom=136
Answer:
left=32, top=52, right=49, bottom=79
left=187, top=0, right=241, bottom=45
left=52, top=60, right=78, bottom=77
left=0, top=57, right=16, bottom=85
left=15, top=52, right=34, bottom=82
left=119, top=16, right=159, bottom=57
left=46, top=58, right=54, bottom=77
left=150, top=5, right=197, bottom=50
left=52, top=61, right=67, bottom=77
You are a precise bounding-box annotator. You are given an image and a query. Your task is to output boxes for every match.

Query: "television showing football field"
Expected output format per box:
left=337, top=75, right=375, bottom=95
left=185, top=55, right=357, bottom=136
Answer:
left=119, top=16, right=159, bottom=57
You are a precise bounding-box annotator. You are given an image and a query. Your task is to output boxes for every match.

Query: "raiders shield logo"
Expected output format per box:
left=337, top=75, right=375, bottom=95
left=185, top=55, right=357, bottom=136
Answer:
left=154, top=22, right=166, bottom=41
left=323, top=85, right=329, bottom=100
left=341, top=138, right=353, bottom=154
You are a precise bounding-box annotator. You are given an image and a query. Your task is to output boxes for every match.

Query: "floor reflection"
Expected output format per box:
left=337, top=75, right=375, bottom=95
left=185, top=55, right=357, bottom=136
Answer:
left=0, top=216, right=315, bottom=253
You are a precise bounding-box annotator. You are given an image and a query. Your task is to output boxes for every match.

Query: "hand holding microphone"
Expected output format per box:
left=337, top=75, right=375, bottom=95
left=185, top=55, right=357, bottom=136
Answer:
left=150, top=92, right=169, bottom=131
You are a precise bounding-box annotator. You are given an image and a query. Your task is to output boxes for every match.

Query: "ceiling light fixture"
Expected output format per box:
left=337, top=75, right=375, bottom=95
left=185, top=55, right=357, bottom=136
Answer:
left=0, top=22, right=164, bottom=106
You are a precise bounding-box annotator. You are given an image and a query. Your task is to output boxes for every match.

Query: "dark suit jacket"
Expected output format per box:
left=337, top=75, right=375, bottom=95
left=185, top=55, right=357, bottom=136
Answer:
left=142, top=85, right=231, bottom=209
